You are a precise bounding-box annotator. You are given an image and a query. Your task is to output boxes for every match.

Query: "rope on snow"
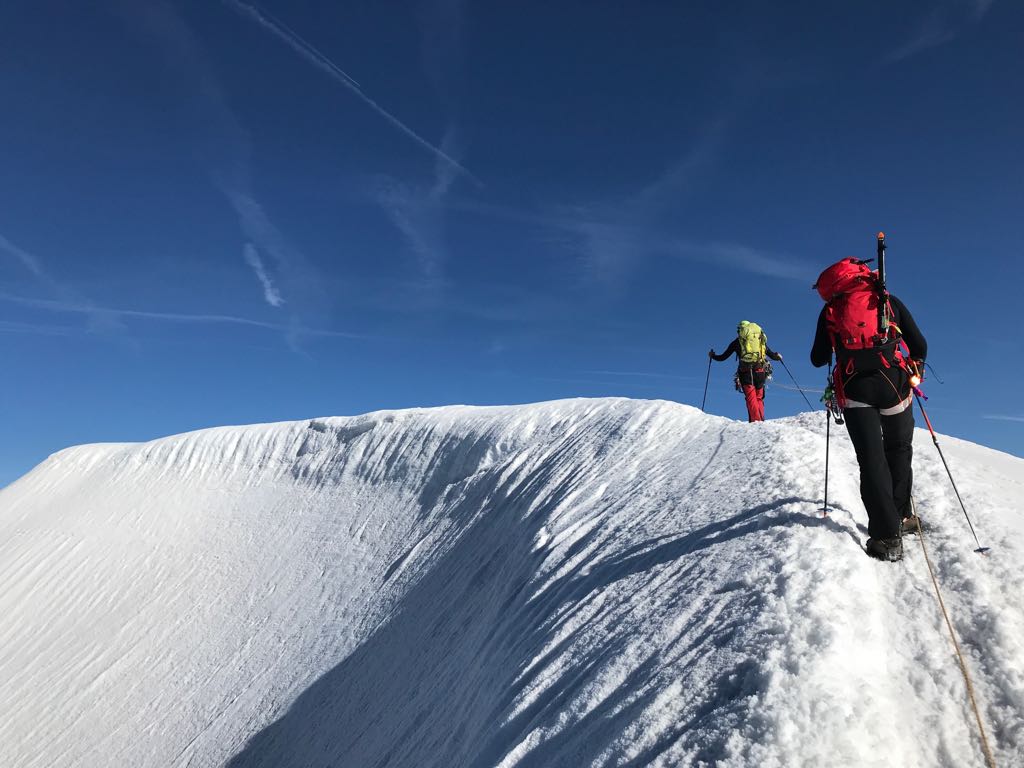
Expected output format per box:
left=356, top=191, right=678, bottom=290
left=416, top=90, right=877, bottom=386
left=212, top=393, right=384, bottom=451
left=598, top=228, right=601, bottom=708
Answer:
left=912, top=496, right=996, bottom=768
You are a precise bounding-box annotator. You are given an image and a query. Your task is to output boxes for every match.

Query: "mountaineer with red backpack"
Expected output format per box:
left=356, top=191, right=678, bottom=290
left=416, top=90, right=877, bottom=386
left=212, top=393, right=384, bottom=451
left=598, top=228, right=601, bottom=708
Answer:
left=810, top=234, right=927, bottom=562
left=710, top=321, right=783, bottom=422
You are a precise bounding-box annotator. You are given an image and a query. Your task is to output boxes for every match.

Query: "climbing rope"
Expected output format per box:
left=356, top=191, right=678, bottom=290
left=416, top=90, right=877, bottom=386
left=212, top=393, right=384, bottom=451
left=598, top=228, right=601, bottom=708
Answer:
left=912, top=496, right=997, bottom=768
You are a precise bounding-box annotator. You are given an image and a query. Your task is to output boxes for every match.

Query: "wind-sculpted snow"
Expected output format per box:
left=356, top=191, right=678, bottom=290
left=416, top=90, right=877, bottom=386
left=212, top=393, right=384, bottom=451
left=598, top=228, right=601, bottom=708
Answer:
left=1, top=399, right=1023, bottom=767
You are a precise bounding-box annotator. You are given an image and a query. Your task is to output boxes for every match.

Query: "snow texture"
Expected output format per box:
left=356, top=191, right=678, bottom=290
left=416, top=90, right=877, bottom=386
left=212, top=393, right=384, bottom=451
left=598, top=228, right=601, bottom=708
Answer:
left=1, top=398, right=1022, bottom=767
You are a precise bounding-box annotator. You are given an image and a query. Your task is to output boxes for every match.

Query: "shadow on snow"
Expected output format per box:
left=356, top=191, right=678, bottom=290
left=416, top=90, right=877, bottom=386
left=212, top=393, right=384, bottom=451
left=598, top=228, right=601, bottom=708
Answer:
left=226, top=451, right=850, bottom=767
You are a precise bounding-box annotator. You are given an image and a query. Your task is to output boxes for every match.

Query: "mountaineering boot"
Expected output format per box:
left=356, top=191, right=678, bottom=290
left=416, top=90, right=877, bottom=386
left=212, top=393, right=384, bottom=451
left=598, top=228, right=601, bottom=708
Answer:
left=866, top=536, right=903, bottom=562
left=901, top=514, right=922, bottom=535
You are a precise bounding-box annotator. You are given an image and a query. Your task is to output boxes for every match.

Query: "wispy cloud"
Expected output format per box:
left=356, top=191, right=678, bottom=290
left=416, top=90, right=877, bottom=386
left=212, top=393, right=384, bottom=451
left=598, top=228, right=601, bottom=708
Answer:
left=123, top=0, right=328, bottom=327
left=970, top=0, right=996, bottom=20
left=418, top=0, right=465, bottom=110
left=551, top=209, right=645, bottom=286
left=371, top=0, right=469, bottom=285
left=884, top=1, right=996, bottom=63
left=242, top=243, right=284, bottom=307
left=546, top=116, right=731, bottom=285
left=221, top=0, right=480, bottom=186
left=220, top=184, right=320, bottom=310
left=671, top=241, right=813, bottom=283
left=415, top=185, right=810, bottom=288
left=541, top=217, right=811, bottom=285
left=982, top=414, right=1024, bottom=423
left=634, top=117, right=730, bottom=213
left=884, top=12, right=957, bottom=63
left=376, top=180, right=445, bottom=279
left=374, top=126, right=462, bottom=286
left=0, top=233, right=47, bottom=279
left=0, top=230, right=116, bottom=331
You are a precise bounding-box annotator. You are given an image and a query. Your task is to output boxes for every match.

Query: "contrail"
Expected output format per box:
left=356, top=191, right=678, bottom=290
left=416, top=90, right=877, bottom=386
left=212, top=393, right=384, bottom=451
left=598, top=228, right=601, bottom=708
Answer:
left=247, top=1, right=361, bottom=89
left=0, top=292, right=364, bottom=338
left=222, top=0, right=481, bottom=186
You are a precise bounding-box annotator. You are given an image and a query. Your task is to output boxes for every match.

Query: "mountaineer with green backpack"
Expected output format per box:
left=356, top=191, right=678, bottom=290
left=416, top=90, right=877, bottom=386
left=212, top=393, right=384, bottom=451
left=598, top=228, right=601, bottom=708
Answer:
left=709, top=321, right=784, bottom=422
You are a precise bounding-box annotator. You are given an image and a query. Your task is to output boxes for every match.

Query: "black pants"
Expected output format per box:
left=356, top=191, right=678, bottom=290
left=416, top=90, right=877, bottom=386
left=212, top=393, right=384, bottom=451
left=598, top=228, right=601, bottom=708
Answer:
left=842, top=370, right=915, bottom=539
left=736, top=365, right=767, bottom=390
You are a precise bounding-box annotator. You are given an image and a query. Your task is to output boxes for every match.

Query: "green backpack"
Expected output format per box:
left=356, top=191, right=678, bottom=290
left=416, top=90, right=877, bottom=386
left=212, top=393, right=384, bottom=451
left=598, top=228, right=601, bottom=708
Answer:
left=737, top=321, right=767, bottom=364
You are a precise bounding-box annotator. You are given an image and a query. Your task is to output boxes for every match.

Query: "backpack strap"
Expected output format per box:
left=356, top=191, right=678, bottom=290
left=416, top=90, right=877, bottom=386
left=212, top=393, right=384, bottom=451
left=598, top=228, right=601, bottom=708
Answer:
left=830, top=361, right=849, bottom=409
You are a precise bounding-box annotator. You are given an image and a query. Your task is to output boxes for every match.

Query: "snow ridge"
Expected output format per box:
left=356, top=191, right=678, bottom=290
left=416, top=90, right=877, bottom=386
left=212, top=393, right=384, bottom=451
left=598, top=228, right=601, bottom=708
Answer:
left=1, top=398, right=1022, bottom=767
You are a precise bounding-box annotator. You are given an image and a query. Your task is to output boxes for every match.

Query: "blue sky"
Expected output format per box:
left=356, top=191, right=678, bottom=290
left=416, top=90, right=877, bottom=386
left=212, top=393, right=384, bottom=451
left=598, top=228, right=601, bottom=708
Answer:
left=1, top=0, right=1022, bottom=485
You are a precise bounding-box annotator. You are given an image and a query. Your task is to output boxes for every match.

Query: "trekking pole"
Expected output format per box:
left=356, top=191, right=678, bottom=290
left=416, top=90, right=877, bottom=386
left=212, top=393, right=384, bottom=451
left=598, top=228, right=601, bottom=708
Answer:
left=701, top=355, right=712, bottom=412
left=821, top=409, right=832, bottom=516
left=778, top=358, right=815, bottom=411
left=820, top=366, right=843, bottom=516
left=913, top=392, right=990, bottom=554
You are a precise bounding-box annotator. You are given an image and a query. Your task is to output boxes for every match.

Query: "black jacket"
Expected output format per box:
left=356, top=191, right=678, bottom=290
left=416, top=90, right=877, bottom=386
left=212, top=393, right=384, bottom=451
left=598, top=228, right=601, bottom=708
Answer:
left=712, top=338, right=782, bottom=365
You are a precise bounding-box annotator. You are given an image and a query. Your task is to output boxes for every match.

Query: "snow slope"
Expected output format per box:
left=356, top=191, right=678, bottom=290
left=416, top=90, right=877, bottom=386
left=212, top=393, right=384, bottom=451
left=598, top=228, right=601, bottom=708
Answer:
left=1, top=398, right=1022, bottom=768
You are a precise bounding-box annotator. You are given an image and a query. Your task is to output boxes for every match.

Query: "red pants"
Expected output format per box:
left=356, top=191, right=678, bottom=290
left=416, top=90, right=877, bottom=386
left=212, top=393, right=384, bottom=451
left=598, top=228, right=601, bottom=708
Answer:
left=742, top=384, right=765, bottom=422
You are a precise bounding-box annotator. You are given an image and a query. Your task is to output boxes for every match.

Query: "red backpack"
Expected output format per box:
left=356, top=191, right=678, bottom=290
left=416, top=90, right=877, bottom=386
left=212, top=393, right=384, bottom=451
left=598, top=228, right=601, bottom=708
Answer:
left=815, top=258, right=906, bottom=376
